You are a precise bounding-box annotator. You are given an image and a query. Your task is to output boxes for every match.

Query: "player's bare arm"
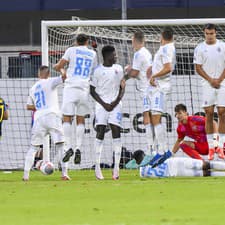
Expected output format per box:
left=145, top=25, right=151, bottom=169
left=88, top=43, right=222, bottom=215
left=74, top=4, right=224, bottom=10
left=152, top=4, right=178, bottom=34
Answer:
left=150, top=62, right=172, bottom=86
left=90, top=85, right=114, bottom=112
left=27, top=104, right=36, bottom=111
left=195, top=64, right=220, bottom=88
left=124, top=65, right=139, bottom=80
left=172, top=137, right=185, bottom=154
left=111, top=79, right=126, bottom=108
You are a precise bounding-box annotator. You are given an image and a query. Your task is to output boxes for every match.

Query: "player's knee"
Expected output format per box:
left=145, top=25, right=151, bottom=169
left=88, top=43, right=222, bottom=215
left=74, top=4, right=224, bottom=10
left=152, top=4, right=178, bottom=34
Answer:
left=96, top=125, right=106, bottom=140
left=110, top=124, right=121, bottom=139
left=202, top=161, right=210, bottom=170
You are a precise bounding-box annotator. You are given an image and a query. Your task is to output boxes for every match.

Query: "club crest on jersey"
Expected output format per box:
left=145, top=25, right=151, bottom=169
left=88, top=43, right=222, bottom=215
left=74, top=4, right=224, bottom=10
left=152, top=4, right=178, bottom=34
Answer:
left=217, top=47, right=221, bottom=52
left=115, top=69, right=118, bottom=74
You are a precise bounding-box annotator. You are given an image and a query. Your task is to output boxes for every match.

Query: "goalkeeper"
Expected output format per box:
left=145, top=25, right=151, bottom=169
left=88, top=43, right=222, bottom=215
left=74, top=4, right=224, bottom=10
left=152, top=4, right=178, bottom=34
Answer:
left=151, top=103, right=218, bottom=168
left=0, top=97, right=9, bottom=139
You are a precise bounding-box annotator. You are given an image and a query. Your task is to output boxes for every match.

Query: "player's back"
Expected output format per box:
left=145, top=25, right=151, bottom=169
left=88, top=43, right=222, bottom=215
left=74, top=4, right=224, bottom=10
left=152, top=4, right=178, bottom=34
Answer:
left=152, top=42, right=176, bottom=89
left=29, top=77, right=61, bottom=120
left=133, top=47, right=152, bottom=93
left=140, top=162, right=169, bottom=178
left=63, top=45, right=97, bottom=90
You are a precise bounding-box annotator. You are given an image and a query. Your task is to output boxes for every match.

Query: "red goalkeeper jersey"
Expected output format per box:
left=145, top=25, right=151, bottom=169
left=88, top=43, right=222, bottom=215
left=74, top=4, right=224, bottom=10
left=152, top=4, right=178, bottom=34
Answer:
left=177, top=116, right=207, bottom=143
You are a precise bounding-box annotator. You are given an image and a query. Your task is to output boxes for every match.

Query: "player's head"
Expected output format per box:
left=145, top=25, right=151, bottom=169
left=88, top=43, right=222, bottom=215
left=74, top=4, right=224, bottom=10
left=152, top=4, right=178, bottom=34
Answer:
left=102, top=45, right=116, bottom=66
left=203, top=23, right=217, bottom=44
left=76, top=33, right=89, bottom=46
left=38, top=65, right=50, bottom=79
left=132, top=150, right=145, bottom=165
left=174, top=103, right=188, bottom=123
left=161, top=27, right=173, bottom=43
left=132, top=31, right=145, bottom=50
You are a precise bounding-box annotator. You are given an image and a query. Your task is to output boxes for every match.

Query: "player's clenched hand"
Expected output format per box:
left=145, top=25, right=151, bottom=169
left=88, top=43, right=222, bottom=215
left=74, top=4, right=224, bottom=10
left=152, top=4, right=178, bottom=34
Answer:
left=102, top=102, right=114, bottom=112
left=150, top=76, right=157, bottom=87
left=209, top=78, right=220, bottom=89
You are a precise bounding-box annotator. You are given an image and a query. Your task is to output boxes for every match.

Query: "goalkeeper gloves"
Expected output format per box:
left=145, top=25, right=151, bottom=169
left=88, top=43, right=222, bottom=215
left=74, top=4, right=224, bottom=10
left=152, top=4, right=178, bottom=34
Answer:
left=151, top=150, right=172, bottom=168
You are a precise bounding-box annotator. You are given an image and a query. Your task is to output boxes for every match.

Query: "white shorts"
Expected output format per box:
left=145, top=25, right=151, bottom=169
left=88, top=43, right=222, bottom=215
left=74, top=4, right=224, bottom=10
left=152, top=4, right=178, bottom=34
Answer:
left=31, top=113, right=64, bottom=146
left=62, top=87, right=90, bottom=116
left=143, top=87, right=169, bottom=114
left=95, top=103, right=122, bottom=127
left=167, top=157, right=203, bottom=177
left=202, top=85, right=225, bottom=108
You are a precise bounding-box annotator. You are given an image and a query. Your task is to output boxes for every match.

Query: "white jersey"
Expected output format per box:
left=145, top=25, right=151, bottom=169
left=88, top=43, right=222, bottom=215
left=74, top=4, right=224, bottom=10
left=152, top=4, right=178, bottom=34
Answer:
left=152, top=42, right=176, bottom=91
left=27, top=77, right=63, bottom=121
left=91, top=64, right=124, bottom=103
left=194, top=39, right=225, bottom=87
left=132, top=47, right=152, bottom=93
left=140, top=157, right=204, bottom=177
left=62, top=45, right=97, bottom=91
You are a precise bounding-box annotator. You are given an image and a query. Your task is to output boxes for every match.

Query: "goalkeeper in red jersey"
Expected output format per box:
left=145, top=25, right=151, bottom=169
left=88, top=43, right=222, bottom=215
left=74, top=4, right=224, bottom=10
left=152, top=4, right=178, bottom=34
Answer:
left=151, top=103, right=222, bottom=168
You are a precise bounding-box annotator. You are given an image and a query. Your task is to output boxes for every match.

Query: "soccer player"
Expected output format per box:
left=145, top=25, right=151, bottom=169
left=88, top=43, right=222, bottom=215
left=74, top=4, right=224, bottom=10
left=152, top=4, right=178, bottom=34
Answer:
left=194, top=23, right=225, bottom=160
left=0, top=97, right=9, bottom=139
left=146, top=27, right=176, bottom=166
left=124, top=31, right=153, bottom=166
left=54, top=33, right=97, bottom=165
left=90, top=45, right=125, bottom=180
left=23, top=66, right=68, bottom=181
left=150, top=104, right=218, bottom=168
left=140, top=157, right=225, bottom=178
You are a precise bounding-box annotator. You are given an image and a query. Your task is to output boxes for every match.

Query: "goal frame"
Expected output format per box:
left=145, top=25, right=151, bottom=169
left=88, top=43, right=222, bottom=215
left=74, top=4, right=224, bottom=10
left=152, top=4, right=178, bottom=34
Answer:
left=41, top=18, right=225, bottom=65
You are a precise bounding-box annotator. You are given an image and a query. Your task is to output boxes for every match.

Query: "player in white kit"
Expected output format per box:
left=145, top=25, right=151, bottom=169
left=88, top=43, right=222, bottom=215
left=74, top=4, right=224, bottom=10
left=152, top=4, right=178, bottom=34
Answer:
left=54, top=33, right=97, bottom=169
left=124, top=31, right=153, bottom=166
left=140, top=157, right=225, bottom=178
left=90, top=45, right=125, bottom=180
left=23, top=66, right=68, bottom=181
left=194, top=23, right=225, bottom=160
left=147, top=27, right=176, bottom=166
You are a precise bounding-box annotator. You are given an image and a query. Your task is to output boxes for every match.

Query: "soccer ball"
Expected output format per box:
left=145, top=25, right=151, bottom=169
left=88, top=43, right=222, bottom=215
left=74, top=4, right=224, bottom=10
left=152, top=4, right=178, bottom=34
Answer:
left=36, top=160, right=54, bottom=175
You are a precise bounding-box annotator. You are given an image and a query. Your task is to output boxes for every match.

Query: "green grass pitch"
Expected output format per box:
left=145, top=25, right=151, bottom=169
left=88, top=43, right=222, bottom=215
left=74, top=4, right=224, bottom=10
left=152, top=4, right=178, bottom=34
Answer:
left=0, top=169, right=225, bottom=225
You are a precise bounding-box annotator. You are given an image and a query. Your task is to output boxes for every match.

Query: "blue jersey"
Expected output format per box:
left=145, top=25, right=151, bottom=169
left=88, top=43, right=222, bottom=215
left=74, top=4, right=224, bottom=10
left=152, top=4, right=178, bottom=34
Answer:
left=140, top=162, right=169, bottom=177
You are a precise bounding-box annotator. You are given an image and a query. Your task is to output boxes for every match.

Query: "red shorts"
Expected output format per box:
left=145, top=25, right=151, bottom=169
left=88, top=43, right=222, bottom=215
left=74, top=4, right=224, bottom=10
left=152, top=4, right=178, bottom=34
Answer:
left=194, top=142, right=209, bottom=155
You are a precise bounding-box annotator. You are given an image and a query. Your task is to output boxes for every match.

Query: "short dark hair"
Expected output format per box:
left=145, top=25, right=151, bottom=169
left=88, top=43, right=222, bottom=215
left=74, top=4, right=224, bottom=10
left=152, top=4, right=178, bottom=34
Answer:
left=203, top=23, right=217, bottom=31
left=39, top=65, right=49, bottom=74
left=76, top=33, right=89, bottom=45
left=102, top=45, right=115, bottom=60
left=161, top=27, right=173, bottom=41
left=133, top=31, right=145, bottom=43
left=174, top=103, right=187, bottom=113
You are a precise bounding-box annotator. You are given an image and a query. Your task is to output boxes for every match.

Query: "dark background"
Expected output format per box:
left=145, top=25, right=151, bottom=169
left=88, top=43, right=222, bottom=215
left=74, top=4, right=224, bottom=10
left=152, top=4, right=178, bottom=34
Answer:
left=0, top=0, right=225, bottom=45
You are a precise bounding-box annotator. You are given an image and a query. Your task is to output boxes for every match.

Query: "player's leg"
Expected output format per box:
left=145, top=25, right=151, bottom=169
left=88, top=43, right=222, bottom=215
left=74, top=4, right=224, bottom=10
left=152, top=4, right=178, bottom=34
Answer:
left=216, top=105, right=225, bottom=159
left=202, top=85, right=217, bottom=160
left=142, top=95, right=155, bottom=165
left=148, top=90, right=168, bottom=165
left=110, top=124, right=122, bottom=180
left=94, top=125, right=106, bottom=180
left=23, top=118, right=45, bottom=181
left=108, top=104, right=123, bottom=179
left=49, top=114, right=70, bottom=180
left=74, top=91, right=90, bottom=164
left=61, top=87, right=76, bottom=162
left=179, top=141, right=203, bottom=160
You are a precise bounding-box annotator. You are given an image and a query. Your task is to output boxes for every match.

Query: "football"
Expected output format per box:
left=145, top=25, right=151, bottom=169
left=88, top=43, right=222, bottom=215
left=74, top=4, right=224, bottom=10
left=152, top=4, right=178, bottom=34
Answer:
left=36, top=160, right=54, bottom=175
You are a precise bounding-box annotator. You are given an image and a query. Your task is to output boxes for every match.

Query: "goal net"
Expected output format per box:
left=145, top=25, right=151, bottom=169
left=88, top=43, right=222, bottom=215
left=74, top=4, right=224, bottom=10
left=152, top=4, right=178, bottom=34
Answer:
left=1, top=18, right=225, bottom=170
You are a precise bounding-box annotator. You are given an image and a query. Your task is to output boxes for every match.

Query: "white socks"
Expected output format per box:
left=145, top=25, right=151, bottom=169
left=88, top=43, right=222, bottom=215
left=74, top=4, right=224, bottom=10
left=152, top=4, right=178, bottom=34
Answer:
left=95, top=139, right=104, bottom=168
left=63, top=122, right=72, bottom=150
left=113, top=138, right=122, bottom=171
left=24, top=145, right=40, bottom=179
left=154, top=123, right=166, bottom=155
left=145, top=124, right=154, bottom=155
left=75, top=124, right=85, bottom=150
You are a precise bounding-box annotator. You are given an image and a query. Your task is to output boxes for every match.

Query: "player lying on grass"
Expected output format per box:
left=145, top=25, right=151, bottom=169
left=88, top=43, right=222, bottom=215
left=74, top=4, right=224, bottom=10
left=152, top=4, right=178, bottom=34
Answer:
left=149, top=103, right=221, bottom=168
left=140, top=157, right=225, bottom=178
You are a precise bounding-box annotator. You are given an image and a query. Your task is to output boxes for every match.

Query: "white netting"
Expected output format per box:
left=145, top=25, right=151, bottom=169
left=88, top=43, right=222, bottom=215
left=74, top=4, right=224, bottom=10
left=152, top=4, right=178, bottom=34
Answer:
left=1, top=19, right=225, bottom=169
